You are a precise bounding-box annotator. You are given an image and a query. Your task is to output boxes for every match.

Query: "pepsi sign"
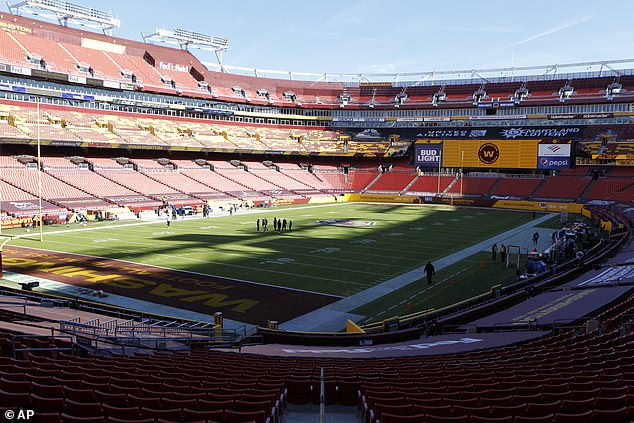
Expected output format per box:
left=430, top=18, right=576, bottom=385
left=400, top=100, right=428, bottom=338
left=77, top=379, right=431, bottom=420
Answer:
left=538, top=156, right=571, bottom=169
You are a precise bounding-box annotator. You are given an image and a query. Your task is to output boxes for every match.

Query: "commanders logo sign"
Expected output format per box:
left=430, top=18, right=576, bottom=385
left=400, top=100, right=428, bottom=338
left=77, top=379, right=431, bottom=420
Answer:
left=478, top=143, right=500, bottom=164
left=316, top=219, right=376, bottom=228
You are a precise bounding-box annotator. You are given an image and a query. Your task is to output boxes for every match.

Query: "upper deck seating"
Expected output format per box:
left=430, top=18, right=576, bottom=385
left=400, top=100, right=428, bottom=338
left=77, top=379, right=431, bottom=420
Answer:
left=12, top=31, right=79, bottom=75
left=0, top=28, right=29, bottom=66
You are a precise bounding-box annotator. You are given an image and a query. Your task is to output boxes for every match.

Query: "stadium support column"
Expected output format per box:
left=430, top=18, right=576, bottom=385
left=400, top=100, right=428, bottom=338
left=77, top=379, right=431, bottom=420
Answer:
left=460, top=150, right=464, bottom=195
left=36, top=98, right=43, bottom=242
left=437, top=148, right=442, bottom=195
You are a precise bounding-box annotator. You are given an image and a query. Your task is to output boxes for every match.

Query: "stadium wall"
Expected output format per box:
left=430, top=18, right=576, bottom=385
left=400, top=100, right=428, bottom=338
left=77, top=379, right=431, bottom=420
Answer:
left=345, top=193, right=586, bottom=213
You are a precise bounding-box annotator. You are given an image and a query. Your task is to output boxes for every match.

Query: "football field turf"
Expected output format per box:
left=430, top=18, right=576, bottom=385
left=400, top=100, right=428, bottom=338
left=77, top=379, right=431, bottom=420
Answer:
left=2, top=203, right=536, bottom=323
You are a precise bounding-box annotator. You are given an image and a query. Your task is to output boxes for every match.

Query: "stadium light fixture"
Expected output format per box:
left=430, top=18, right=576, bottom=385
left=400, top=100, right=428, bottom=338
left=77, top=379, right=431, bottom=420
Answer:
left=512, top=84, right=530, bottom=104
left=142, top=27, right=229, bottom=72
left=395, top=91, right=408, bottom=108
left=7, top=0, right=120, bottom=34
left=604, top=81, right=624, bottom=100
left=431, top=88, right=447, bottom=107
left=338, top=89, right=352, bottom=108
left=470, top=86, right=487, bottom=105
left=557, top=81, right=575, bottom=102
left=367, top=88, right=378, bottom=108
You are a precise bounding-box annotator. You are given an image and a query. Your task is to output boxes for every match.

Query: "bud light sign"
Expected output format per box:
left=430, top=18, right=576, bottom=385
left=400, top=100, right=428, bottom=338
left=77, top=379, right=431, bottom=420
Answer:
left=415, top=144, right=442, bottom=167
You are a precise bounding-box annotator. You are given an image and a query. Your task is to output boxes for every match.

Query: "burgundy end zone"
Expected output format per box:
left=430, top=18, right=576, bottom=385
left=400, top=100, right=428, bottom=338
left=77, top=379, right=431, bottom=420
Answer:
left=3, top=246, right=338, bottom=325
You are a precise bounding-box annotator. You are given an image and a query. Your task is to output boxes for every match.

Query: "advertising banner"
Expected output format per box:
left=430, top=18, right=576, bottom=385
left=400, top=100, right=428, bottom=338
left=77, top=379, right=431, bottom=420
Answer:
left=414, top=126, right=583, bottom=140
left=537, top=139, right=572, bottom=169
left=415, top=142, right=443, bottom=167
left=441, top=139, right=539, bottom=169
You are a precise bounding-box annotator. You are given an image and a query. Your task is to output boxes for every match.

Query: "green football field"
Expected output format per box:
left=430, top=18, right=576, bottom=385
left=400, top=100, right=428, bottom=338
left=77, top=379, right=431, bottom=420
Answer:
left=3, top=202, right=539, bottom=319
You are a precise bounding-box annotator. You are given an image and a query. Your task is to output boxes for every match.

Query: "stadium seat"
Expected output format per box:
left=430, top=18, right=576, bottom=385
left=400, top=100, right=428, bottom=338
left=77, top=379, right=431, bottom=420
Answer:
left=64, top=399, right=103, bottom=417
left=424, top=415, right=470, bottom=423
left=59, top=415, right=105, bottom=423
left=379, top=412, right=426, bottom=423
left=106, top=418, right=155, bottom=423
left=469, top=416, right=514, bottom=423
left=0, top=389, right=31, bottom=408
left=553, top=410, right=593, bottom=423
left=182, top=408, right=224, bottom=422
left=513, top=415, right=554, bottom=423
left=286, top=379, right=312, bottom=404
left=93, top=391, right=128, bottom=407
left=29, top=394, right=65, bottom=413
left=225, top=409, right=267, bottom=423
left=101, top=405, right=139, bottom=420
left=139, top=407, right=182, bottom=421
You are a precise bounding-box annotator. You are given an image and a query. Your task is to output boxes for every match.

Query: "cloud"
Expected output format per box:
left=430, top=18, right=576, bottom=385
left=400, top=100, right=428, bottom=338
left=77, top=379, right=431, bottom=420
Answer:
left=505, top=14, right=593, bottom=48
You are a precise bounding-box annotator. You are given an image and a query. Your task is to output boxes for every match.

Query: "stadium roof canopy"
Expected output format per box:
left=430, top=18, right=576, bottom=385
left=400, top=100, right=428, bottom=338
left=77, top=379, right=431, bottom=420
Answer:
left=203, top=58, right=634, bottom=87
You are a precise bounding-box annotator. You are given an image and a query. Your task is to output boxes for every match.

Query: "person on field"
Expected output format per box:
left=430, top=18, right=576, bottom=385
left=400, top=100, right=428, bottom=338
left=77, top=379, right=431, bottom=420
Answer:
left=282, top=218, right=287, bottom=232
left=533, top=231, right=540, bottom=245
left=424, top=261, right=436, bottom=286
left=256, top=218, right=260, bottom=232
left=492, top=243, right=498, bottom=260
left=500, top=244, right=507, bottom=263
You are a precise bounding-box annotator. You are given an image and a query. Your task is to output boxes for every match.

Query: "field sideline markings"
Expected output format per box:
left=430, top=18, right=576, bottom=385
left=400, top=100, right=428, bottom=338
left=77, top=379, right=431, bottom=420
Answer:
left=6, top=201, right=352, bottom=240
left=33, top=237, right=374, bottom=290
left=8, top=244, right=347, bottom=299
left=42, top=223, right=415, bottom=270
left=97, top=218, right=504, bottom=260
left=50, top=232, right=399, bottom=279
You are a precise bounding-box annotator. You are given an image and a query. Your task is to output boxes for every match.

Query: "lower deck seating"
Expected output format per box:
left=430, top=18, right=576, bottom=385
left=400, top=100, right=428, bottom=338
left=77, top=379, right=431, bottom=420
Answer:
left=366, top=172, right=417, bottom=192
left=406, top=176, right=454, bottom=194
left=446, top=177, right=498, bottom=195
left=489, top=178, right=542, bottom=197
left=533, top=176, right=592, bottom=200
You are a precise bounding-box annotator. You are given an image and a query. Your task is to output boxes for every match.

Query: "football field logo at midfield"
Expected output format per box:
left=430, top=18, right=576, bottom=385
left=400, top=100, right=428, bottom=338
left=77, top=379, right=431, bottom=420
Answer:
left=316, top=219, right=376, bottom=228
left=478, top=143, right=500, bottom=164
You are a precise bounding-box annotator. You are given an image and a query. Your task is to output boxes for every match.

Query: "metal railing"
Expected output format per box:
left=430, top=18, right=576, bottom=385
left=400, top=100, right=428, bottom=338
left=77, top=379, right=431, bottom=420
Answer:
left=12, top=334, right=73, bottom=359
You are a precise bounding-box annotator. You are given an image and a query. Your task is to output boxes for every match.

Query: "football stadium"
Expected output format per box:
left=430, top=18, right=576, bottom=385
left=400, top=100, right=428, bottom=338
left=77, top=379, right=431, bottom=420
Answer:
left=0, top=1, right=633, bottom=422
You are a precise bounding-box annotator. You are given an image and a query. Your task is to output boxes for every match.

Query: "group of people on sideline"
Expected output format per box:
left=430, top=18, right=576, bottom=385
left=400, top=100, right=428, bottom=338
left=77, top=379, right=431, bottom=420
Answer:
left=257, top=217, right=292, bottom=233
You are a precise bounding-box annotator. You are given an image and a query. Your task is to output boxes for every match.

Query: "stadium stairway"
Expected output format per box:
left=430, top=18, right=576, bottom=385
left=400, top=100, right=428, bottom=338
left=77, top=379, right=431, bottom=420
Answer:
left=484, top=177, right=502, bottom=195
left=360, top=172, right=385, bottom=193
left=579, top=178, right=598, bottom=201
left=286, top=404, right=358, bottom=422
left=529, top=177, right=548, bottom=198
left=400, top=174, right=419, bottom=195
left=443, top=174, right=460, bottom=194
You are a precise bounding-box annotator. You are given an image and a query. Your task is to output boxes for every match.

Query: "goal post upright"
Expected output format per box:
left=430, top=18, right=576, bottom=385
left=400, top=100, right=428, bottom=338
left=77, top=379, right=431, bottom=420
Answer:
left=506, top=245, right=521, bottom=269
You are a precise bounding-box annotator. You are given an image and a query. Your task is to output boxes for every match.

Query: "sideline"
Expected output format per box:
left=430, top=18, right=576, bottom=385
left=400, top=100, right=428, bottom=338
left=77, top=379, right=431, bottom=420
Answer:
left=280, top=213, right=557, bottom=332
left=2, top=201, right=348, bottom=240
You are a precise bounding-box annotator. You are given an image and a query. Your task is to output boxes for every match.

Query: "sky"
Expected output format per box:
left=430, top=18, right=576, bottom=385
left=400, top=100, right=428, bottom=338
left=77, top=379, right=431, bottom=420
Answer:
left=2, top=0, right=634, bottom=78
